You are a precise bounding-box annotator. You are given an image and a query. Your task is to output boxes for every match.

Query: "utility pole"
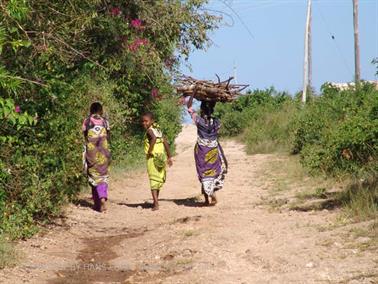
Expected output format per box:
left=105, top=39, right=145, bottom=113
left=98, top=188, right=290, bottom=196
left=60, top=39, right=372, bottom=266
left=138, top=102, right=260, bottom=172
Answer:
left=308, top=0, right=312, bottom=90
left=233, top=61, right=238, bottom=84
left=353, top=0, right=361, bottom=84
left=302, top=0, right=312, bottom=103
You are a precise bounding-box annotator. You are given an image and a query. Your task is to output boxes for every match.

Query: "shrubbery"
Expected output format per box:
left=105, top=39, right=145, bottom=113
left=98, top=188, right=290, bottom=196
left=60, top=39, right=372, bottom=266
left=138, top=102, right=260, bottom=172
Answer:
left=215, top=87, right=298, bottom=153
left=292, top=83, right=377, bottom=177
left=217, top=83, right=377, bottom=178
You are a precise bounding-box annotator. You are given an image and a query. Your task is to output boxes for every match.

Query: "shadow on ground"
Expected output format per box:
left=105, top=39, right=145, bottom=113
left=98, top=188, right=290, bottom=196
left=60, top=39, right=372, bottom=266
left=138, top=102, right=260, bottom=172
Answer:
left=73, top=198, right=94, bottom=209
left=117, top=202, right=153, bottom=209
left=160, top=197, right=204, bottom=207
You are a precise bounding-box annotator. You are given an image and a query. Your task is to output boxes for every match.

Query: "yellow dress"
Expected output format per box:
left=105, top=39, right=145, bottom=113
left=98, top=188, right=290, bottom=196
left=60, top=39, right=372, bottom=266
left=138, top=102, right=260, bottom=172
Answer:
left=144, top=125, right=167, bottom=190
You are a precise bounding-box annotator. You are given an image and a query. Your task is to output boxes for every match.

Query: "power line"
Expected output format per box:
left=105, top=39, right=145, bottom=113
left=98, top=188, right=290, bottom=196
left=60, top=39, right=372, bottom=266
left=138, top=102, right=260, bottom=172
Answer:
left=315, top=2, right=354, bottom=77
left=218, top=0, right=255, bottom=40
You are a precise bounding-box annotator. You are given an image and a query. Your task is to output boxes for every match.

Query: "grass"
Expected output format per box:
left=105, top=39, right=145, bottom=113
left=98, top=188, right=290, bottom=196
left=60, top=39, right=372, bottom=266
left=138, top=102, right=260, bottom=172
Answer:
left=0, top=236, right=19, bottom=269
left=259, top=154, right=378, bottom=225
left=345, top=221, right=378, bottom=251
left=258, top=154, right=335, bottom=206
left=338, top=175, right=378, bottom=222
left=112, top=144, right=145, bottom=175
left=242, top=102, right=297, bottom=155
left=295, top=187, right=328, bottom=200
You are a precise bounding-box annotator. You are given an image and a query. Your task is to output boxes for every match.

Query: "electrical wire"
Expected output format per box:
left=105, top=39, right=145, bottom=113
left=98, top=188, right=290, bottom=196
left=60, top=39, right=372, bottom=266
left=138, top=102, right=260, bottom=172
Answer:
left=217, top=0, right=255, bottom=40
left=314, top=1, right=354, bottom=77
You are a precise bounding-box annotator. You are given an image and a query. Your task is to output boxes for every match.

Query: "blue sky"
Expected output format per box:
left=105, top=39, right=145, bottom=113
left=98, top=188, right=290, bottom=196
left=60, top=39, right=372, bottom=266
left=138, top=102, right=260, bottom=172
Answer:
left=182, top=0, right=378, bottom=94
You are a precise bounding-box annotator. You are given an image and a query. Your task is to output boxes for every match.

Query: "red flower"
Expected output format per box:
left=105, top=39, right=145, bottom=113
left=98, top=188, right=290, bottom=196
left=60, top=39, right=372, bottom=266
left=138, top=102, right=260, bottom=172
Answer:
left=15, top=105, right=21, bottom=113
left=131, top=19, right=142, bottom=29
left=151, top=88, right=159, bottom=98
left=110, top=7, right=121, bottom=16
left=128, top=38, right=149, bottom=52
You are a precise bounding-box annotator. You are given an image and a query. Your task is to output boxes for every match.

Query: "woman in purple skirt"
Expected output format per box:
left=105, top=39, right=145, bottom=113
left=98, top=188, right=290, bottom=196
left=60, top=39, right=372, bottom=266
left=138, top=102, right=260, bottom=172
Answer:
left=187, top=95, right=228, bottom=206
left=82, top=102, right=111, bottom=212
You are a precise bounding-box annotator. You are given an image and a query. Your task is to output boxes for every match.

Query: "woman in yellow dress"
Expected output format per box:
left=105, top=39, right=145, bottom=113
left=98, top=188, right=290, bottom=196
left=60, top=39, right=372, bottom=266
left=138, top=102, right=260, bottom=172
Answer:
left=142, top=112, right=173, bottom=211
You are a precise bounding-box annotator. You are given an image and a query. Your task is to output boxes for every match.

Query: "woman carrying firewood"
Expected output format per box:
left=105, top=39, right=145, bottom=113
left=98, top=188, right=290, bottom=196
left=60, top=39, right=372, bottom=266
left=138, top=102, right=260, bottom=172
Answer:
left=186, top=94, right=228, bottom=206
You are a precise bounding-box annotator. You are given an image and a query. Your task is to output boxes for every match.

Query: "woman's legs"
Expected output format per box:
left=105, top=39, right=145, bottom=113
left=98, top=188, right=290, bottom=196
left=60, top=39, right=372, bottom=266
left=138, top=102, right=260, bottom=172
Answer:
left=92, top=182, right=108, bottom=212
left=201, top=185, right=210, bottom=205
left=100, top=198, right=107, bottom=212
left=92, top=185, right=101, bottom=211
left=203, top=193, right=210, bottom=205
left=151, top=190, right=159, bottom=210
left=211, top=192, right=218, bottom=205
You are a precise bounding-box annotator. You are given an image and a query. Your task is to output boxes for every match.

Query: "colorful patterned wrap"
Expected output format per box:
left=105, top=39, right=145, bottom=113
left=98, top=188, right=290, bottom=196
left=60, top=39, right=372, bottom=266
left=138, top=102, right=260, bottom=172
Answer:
left=82, top=115, right=111, bottom=200
left=189, top=108, right=227, bottom=196
left=144, top=124, right=167, bottom=190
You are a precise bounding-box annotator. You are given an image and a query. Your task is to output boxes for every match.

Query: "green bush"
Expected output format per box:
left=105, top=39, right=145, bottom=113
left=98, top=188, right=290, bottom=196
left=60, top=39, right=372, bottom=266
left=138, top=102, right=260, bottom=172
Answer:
left=243, top=101, right=298, bottom=154
left=215, top=87, right=296, bottom=152
left=153, top=96, right=183, bottom=151
left=217, top=82, right=377, bottom=179
left=292, top=83, right=378, bottom=176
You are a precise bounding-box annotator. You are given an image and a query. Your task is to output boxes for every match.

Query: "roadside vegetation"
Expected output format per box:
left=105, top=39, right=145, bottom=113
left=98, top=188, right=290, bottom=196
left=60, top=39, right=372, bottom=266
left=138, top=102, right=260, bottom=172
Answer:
left=216, top=81, right=378, bottom=223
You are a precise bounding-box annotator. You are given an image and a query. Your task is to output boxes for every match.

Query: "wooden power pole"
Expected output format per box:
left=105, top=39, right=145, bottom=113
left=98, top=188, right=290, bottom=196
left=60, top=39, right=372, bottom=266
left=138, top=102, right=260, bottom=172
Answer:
left=353, top=0, right=361, bottom=84
left=302, top=0, right=312, bottom=104
left=308, top=0, right=312, bottom=89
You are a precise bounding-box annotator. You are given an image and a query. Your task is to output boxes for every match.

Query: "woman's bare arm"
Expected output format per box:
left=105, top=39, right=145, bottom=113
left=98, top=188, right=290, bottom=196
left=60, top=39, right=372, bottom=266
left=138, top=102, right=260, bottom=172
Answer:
left=163, top=137, right=173, bottom=166
left=147, top=129, right=156, bottom=158
left=187, top=92, right=194, bottom=109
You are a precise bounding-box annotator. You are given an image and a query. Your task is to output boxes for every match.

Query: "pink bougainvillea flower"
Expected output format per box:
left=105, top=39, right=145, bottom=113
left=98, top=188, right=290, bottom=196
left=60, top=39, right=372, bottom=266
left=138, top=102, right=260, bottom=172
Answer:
left=151, top=88, right=159, bottom=98
left=128, top=38, right=149, bottom=52
left=128, top=43, right=137, bottom=52
left=110, top=7, right=121, bottom=16
left=131, top=18, right=142, bottom=29
left=15, top=105, right=21, bottom=113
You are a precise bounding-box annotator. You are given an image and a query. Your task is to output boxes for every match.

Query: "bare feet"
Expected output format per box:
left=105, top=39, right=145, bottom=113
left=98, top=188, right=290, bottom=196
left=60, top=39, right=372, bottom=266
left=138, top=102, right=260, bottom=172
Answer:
left=211, top=194, right=218, bottom=205
left=152, top=204, right=159, bottom=211
left=203, top=200, right=211, bottom=207
left=203, top=193, right=210, bottom=206
left=100, top=198, right=107, bottom=212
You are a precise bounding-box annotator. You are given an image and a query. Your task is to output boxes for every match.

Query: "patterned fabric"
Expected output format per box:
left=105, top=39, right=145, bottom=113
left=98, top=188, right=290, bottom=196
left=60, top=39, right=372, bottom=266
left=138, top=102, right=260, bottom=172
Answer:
left=197, top=136, right=218, bottom=147
left=189, top=108, right=221, bottom=141
left=194, top=143, right=226, bottom=196
left=82, top=114, right=111, bottom=200
left=144, top=124, right=167, bottom=190
left=189, top=109, right=227, bottom=196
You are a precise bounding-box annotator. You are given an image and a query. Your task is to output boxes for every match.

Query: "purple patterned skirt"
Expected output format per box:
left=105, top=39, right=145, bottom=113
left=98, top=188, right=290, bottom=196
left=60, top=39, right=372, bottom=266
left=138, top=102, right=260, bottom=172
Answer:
left=194, top=142, right=226, bottom=196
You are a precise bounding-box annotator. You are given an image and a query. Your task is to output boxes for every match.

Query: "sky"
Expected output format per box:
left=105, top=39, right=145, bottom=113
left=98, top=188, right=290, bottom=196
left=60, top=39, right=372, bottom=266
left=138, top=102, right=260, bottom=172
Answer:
left=181, top=0, right=378, bottom=94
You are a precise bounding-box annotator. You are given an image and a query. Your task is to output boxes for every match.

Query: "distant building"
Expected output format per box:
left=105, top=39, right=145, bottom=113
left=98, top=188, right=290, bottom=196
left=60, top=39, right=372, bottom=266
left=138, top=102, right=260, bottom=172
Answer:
left=328, top=80, right=378, bottom=90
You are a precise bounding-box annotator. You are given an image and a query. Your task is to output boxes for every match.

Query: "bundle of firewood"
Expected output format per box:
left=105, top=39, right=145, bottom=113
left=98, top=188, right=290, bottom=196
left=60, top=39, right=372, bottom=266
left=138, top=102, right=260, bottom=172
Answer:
left=176, top=75, right=249, bottom=102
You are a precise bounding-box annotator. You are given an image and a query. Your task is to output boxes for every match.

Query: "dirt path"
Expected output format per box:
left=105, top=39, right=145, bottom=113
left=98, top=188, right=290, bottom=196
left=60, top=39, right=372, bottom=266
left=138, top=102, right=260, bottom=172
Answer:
left=1, top=125, right=376, bottom=283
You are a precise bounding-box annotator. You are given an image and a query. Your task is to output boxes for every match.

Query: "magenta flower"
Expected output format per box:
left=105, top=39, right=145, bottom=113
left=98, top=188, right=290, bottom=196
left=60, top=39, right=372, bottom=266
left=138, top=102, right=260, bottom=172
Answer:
left=151, top=88, right=159, bottom=99
left=128, top=38, right=149, bottom=52
left=110, top=7, right=121, bottom=16
left=131, top=19, right=142, bottom=29
left=15, top=105, right=21, bottom=113
left=138, top=38, right=149, bottom=45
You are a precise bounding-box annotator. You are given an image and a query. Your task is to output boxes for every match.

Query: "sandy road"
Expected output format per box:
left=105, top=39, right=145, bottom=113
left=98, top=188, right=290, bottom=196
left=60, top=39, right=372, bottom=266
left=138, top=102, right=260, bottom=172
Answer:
left=0, top=124, right=376, bottom=283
